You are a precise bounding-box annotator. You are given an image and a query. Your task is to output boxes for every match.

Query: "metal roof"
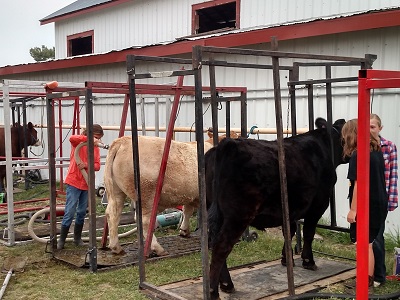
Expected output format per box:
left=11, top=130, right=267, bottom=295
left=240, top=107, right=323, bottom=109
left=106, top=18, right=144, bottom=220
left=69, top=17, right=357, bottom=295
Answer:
left=40, top=0, right=112, bottom=22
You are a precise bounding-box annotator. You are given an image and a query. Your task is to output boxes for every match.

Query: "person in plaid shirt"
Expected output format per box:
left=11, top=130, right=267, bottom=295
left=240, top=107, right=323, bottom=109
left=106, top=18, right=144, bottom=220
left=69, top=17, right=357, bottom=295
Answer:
left=370, top=113, right=398, bottom=287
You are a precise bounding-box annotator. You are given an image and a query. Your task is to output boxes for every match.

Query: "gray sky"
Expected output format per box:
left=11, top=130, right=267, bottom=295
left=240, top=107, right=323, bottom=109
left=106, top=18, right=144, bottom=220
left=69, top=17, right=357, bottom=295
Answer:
left=0, top=0, right=76, bottom=67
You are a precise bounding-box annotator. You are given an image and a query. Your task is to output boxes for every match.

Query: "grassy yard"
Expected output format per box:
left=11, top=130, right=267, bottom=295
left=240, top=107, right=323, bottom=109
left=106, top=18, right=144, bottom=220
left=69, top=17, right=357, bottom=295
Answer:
left=0, top=182, right=399, bottom=299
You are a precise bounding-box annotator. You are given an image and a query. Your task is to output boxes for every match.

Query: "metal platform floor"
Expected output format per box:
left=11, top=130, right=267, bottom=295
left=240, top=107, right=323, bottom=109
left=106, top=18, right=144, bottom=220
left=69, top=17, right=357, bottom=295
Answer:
left=160, top=257, right=355, bottom=300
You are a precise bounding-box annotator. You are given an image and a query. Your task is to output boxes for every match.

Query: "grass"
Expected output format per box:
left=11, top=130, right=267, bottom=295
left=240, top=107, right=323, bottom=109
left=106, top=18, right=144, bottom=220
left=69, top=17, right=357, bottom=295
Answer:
left=1, top=183, right=400, bottom=299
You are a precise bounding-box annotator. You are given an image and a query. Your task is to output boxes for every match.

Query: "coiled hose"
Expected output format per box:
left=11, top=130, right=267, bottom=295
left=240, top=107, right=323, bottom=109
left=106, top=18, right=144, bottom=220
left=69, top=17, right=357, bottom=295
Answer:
left=27, top=141, right=137, bottom=243
left=27, top=206, right=136, bottom=244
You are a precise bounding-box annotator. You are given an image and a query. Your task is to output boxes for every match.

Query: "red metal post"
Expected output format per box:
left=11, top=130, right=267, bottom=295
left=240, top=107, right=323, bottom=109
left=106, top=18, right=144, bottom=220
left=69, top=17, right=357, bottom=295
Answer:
left=356, top=75, right=370, bottom=300
left=144, top=71, right=185, bottom=257
left=119, top=94, right=130, bottom=137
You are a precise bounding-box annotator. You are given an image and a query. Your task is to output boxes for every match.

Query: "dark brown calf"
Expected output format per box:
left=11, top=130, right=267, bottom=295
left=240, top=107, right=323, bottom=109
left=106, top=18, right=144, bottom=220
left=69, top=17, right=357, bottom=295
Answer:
left=0, top=122, right=40, bottom=192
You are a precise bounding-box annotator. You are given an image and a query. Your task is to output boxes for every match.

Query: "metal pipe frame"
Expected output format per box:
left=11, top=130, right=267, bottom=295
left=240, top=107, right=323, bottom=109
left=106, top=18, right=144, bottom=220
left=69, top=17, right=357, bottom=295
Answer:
left=119, top=54, right=251, bottom=300
left=0, top=77, right=247, bottom=251
left=356, top=69, right=400, bottom=300
left=287, top=56, right=376, bottom=249
left=191, top=44, right=373, bottom=300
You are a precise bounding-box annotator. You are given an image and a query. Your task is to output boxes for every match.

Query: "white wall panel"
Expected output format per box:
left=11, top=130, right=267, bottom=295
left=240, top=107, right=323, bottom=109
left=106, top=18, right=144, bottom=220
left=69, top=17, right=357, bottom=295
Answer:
left=3, top=24, right=400, bottom=232
left=241, top=0, right=400, bottom=29
left=55, top=0, right=206, bottom=58
left=53, top=0, right=400, bottom=59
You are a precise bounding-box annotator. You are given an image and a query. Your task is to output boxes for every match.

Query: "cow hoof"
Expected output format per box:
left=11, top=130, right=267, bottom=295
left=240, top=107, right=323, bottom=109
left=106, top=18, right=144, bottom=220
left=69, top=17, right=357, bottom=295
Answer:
left=111, top=248, right=126, bottom=255
left=220, top=282, right=235, bottom=294
left=210, top=288, right=220, bottom=300
left=302, top=260, right=318, bottom=271
left=150, top=250, right=169, bottom=257
left=281, top=259, right=295, bottom=267
left=179, top=229, right=190, bottom=237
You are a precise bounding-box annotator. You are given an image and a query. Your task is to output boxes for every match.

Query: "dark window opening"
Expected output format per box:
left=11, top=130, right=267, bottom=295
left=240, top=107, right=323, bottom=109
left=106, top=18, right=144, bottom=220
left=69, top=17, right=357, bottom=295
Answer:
left=70, top=36, right=92, bottom=56
left=67, top=30, right=94, bottom=57
left=194, top=2, right=238, bottom=34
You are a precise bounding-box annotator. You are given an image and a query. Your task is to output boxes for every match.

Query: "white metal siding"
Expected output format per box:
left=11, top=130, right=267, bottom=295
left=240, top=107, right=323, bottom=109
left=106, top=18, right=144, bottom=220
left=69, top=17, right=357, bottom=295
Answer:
left=54, top=0, right=207, bottom=59
left=53, top=0, right=400, bottom=59
left=2, top=26, right=400, bottom=232
left=240, top=0, right=400, bottom=28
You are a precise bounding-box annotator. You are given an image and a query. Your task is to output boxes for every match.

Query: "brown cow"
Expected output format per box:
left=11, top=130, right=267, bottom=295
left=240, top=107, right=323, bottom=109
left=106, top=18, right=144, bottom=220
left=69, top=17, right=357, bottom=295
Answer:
left=104, top=131, right=238, bottom=256
left=0, top=122, right=40, bottom=192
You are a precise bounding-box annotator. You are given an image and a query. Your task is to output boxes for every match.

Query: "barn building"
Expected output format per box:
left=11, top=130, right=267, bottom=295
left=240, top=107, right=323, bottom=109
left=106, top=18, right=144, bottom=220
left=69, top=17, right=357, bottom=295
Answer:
left=1, top=0, right=399, bottom=233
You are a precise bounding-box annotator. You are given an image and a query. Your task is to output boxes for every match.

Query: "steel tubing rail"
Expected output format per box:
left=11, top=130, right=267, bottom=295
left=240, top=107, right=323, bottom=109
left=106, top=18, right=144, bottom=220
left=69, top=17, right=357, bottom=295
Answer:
left=200, top=46, right=370, bottom=62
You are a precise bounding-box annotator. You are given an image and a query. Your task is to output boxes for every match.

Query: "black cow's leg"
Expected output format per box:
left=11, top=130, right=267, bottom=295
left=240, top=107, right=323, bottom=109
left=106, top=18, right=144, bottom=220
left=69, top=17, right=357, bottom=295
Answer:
left=301, top=215, right=319, bottom=270
left=301, top=190, right=331, bottom=271
left=209, top=249, right=229, bottom=300
left=210, top=243, right=236, bottom=300
left=219, top=260, right=235, bottom=293
left=280, top=221, right=297, bottom=266
left=210, top=221, right=247, bottom=300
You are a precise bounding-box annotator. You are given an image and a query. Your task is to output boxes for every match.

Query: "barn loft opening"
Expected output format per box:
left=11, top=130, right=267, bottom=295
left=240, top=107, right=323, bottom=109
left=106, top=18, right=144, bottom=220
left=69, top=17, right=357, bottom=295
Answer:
left=192, top=0, right=239, bottom=35
left=67, top=30, right=94, bottom=57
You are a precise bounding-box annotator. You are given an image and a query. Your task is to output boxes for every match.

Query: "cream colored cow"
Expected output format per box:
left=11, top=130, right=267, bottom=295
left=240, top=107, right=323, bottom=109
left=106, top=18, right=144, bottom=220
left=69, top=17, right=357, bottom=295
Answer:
left=104, top=131, right=237, bottom=256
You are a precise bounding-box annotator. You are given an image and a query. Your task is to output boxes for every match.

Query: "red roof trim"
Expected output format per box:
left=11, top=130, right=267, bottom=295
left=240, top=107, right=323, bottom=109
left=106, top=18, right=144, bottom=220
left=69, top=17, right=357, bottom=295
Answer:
left=40, top=0, right=131, bottom=25
left=4, top=9, right=400, bottom=76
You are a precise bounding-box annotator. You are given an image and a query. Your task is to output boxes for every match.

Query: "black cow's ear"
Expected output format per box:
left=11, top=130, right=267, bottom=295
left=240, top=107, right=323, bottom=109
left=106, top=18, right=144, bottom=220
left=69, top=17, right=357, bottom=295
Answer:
left=27, top=122, right=33, bottom=129
left=333, top=119, right=346, bottom=127
left=315, top=117, right=327, bottom=129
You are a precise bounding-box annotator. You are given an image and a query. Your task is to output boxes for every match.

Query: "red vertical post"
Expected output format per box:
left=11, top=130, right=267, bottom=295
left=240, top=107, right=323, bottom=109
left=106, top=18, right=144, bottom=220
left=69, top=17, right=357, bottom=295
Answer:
left=356, top=75, right=370, bottom=300
left=144, top=71, right=185, bottom=257
left=119, top=94, right=130, bottom=137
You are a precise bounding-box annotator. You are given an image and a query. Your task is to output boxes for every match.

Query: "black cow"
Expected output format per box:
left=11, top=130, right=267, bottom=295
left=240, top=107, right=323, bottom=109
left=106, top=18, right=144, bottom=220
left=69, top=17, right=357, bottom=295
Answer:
left=0, top=122, right=40, bottom=192
left=205, top=118, right=346, bottom=300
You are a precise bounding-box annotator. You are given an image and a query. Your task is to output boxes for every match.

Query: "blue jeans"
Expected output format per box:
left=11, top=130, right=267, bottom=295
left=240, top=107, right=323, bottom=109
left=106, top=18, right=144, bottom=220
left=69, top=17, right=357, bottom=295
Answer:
left=373, top=211, right=388, bottom=283
left=61, top=184, right=88, bottom=227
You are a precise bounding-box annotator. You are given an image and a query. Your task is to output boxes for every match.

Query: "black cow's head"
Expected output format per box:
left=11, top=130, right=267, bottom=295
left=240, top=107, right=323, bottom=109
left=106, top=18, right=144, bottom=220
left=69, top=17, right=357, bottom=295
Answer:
left=315, top=117, right=347, bottom=168
left=14, top=122, right=41, bottom=151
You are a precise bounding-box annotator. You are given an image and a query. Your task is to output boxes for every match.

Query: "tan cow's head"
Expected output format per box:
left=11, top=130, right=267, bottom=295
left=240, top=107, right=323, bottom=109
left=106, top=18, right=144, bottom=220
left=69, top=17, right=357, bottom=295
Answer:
left=206, top=128, right=239, bottom=144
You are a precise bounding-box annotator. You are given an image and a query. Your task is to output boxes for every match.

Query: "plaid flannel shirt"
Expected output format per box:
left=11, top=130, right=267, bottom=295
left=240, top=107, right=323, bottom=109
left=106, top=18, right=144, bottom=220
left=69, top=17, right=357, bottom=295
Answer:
left=380, top=136, right=398, bottom=211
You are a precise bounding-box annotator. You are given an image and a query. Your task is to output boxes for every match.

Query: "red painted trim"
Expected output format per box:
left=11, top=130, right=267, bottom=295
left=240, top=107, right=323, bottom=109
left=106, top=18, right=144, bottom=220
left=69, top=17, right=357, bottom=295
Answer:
left=3, top=9, right=400, bottom=76
left=192, top=0, right=238, bottom=10
left=40, top=0, right=132, bottom=25
left=236, top=0, right=241, bottom=29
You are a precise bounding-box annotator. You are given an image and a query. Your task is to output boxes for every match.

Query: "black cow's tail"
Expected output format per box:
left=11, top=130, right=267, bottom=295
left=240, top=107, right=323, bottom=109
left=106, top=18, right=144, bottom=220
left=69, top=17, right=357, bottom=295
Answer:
left=208, top=198, right=222, bottom=248
left=207, top=138, right=240, bottom=248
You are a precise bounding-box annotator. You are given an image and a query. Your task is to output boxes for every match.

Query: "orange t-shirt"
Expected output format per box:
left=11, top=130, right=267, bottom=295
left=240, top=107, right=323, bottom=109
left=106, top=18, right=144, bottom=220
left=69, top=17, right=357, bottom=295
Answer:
left=64, top=135, right=101, bottom=190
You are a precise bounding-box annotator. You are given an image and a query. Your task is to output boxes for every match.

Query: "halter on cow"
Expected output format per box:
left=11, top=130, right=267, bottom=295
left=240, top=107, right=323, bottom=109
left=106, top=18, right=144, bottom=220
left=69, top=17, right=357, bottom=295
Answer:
left=205, top=118, right=346, bottom=300
left=104, top=131, right=238, bottom=256
left=0, top=122, right=40, bottom=192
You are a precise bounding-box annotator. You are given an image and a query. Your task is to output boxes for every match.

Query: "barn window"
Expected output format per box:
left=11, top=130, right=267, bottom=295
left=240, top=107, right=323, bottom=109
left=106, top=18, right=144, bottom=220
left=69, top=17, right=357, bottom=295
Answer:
left=67, top=30, right=94, bottom=57
left=192, top=0, right=240, bottom=35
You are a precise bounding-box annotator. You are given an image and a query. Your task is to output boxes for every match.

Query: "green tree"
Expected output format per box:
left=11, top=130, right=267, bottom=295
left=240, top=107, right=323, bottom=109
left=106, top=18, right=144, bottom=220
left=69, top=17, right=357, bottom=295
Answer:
left=29, top=45, right=55, bottom=62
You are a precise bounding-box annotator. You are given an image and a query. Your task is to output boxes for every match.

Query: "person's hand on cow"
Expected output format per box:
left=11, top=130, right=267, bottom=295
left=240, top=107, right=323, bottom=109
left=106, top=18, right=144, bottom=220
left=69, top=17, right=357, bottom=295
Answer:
left=347, top=209, right=356, bottom=223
